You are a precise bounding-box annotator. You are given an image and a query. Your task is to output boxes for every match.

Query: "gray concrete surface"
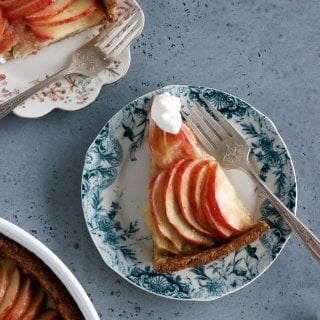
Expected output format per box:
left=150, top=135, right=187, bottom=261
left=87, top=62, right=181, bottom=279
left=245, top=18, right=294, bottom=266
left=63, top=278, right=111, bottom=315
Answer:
left=1, top=0, right=320, bottom=319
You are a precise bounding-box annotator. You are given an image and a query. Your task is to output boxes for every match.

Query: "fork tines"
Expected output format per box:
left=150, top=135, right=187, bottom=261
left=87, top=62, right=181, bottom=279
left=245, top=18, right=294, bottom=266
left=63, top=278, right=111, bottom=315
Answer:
left=182, top=96, right=244, bottom=157
left=95, top=9, right=142, bottom=59
left=182, top=100, right=218, bottom=155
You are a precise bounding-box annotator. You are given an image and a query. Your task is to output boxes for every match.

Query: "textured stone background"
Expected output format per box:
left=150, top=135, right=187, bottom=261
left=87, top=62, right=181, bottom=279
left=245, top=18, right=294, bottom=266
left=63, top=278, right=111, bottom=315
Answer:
left=1, top=0, right=320, bottom=319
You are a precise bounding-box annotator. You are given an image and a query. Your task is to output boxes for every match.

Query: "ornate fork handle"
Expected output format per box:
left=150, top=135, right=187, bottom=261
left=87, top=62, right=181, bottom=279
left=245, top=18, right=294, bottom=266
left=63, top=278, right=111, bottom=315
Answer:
left=184, top=97, right=320, bottom=263
left=0, top=66, right=75, bottom=120
left=243, top=160, right=320, bottom=261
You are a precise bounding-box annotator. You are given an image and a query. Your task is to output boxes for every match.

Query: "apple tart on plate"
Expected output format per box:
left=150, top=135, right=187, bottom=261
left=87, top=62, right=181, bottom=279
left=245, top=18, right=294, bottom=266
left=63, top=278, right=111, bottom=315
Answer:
left=146, top=93, right=270, bottom=273
left=0, top=0, right=117, bottom=60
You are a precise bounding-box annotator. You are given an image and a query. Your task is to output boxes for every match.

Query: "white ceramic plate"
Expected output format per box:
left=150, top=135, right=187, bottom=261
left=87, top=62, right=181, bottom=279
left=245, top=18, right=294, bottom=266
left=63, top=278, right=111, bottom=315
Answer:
left=0, top=217, right=99, bottom=319
left=81, top=85, right=297, bottom=300
left=0, top=0, right=144, bottom=119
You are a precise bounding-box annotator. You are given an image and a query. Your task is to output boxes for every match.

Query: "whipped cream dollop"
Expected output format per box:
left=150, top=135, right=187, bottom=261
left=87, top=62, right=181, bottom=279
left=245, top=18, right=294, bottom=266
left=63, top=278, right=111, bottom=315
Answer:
left=151, top=92, right=182, bottom=134
left=0, top=55, right=6, bottom=64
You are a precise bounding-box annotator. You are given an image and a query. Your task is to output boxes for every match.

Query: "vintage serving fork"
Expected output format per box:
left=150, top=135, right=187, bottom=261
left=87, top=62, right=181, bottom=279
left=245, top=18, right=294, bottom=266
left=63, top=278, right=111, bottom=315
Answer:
left=183, top=96, right=320, bottom=262
left=0, top=9, right=143, bottom=119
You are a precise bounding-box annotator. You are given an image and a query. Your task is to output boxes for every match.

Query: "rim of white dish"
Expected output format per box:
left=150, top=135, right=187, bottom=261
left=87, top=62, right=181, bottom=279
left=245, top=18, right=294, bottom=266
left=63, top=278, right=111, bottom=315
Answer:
left=0, top=217, right=100, bottom=320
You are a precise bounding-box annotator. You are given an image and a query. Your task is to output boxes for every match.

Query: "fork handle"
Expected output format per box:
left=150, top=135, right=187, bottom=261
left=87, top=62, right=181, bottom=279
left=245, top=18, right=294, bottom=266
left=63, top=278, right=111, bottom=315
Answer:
left=245, top=163, right=320, bottom=262
left=0, top=67, right=75, bottom=120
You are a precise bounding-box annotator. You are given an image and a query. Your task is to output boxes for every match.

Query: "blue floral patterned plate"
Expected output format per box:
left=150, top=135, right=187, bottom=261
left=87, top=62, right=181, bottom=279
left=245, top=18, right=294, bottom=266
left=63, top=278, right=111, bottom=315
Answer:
left=81, top=85, right=297, bottom=300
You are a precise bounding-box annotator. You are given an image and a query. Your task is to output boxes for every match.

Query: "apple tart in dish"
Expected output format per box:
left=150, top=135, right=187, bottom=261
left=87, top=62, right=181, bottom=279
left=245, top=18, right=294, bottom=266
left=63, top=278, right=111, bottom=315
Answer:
left=0, top=0, right=118, bottom=61
left=146, top=93, right=270, bottom=273
left=0, top=233, right=84, bottom=320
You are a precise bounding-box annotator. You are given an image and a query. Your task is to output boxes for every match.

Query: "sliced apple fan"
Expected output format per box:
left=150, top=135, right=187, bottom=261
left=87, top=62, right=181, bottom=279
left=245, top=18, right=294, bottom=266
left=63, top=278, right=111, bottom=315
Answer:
left=147, top=115, right=270, bottom=272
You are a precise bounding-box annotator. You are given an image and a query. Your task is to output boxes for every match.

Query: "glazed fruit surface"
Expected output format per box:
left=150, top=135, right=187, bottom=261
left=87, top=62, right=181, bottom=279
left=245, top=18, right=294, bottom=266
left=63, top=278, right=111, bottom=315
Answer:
left=148, top=117, right=253, bottom=255
left=0, top=255, right=63, bottom=320
left=0, top=0, right=105, bottom=54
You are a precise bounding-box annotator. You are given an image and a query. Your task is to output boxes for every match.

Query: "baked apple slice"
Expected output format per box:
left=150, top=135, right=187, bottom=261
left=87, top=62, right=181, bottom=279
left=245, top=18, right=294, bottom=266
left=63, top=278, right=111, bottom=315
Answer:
left=149, top=172, right=185, bottom=253
left=4, top=276, right=33, bottom=319
left=5, top=0, right=54, bottom=21
left=164, top=159, right=215, bottom=247
left=208, top=164, right=252, bottom=232
left=0, top=8, right=5, bottom=38
left=25, top=0, right=75, bottom=23
left=145, top=205, right=179, bottom=255
left=150, top=170, right=204, bottom=255
left=148, top=119, right=201, bottom=171
left=200, top=163, right=233, bottom=239
left=186, top=160, right=213, bottom=234
left=0, top=0, right=30, bottom=10
left=21, top=287, right=45, bottom=320
left=0, top=266, right=6, bottom=304
left=30, top=8, right=104, bottom=40
left=0, top=259, right=15, bottom=304
left=0, top=24, right=18, bottom=54
left=27, top=0, right=96, bottom=26
left=0, top=0, right=118, bottom=60
left=0, top=267, right=20, bottom=318
left=174, top=159, right=213, bottom=235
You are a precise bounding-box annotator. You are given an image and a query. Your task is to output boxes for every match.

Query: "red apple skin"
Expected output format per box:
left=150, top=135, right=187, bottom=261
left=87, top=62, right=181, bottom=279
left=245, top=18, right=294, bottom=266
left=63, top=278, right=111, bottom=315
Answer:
left=146, top=201, right=179, bottom=255
left=187, top=160, right=213, bottom=233
left=5, top=0, right=55, bottom=21
left=27, top=0, right=96, bottom=26
left=20, top=287, right=45, bottom=320
left=208, top=164, right=252, bottom=233
left=25, top=0, right=75, bottom=22
left=164, top=159, right=215, bottom=247
left=150, top=171, right=185, bottom=252
left=0, top=260, right=14, bottom=305
left=202, top=163, right=234, bottom=239
left=0, top=25, right=18, bottom=54
left=29, top=7, right=104, bottom=41
left=0, top=8, right=5, bottom=39
left=174, top=159, right=212, bottom=235
left=0, top=0, right=30, bottom=10
left=148, top=119, right=201, bottom=170
left=26, top=26, right=52, bottom=41
left=0, top=18, right=10, bottom=42
left=0, top=267, right=20, bottom=319
left=0, top=265, right=7, bottom=304
left=0, top=260, right=16, bottom=305
left=4, top=276, right=33, bottom=320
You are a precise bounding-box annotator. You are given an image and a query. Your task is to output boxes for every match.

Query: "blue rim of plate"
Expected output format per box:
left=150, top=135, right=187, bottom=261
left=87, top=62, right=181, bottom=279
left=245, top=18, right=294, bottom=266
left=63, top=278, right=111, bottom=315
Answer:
left=81, top=85, right=297, bottom=301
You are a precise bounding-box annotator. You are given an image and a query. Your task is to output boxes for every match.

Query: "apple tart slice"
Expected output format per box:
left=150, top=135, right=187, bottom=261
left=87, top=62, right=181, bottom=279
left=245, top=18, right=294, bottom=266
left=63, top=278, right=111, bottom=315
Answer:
left=0, top=0, right=118, bottom=61
left=146, top=94, right=270, bottom=273
left=0, top=233, right=84, bottom=320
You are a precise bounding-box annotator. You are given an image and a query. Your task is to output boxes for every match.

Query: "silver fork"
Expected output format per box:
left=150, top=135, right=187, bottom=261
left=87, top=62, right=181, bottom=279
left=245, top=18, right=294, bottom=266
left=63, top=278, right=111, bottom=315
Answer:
left=0, top=9, right=143, bottom=119
left=183, top=96, right=320, bottom=262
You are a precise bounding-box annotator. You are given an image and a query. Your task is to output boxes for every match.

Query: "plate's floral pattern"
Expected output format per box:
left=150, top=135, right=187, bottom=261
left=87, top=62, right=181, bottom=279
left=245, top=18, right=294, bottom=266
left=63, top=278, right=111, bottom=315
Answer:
left=1, top=54, right=130, bottom=119
left=81, top=85, right=297, bottom=300
left=1, top=53, right=131, bottom=119
left=0, top=62, right=123, bottom=103
left=0, top=74, right=19, bottom=100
